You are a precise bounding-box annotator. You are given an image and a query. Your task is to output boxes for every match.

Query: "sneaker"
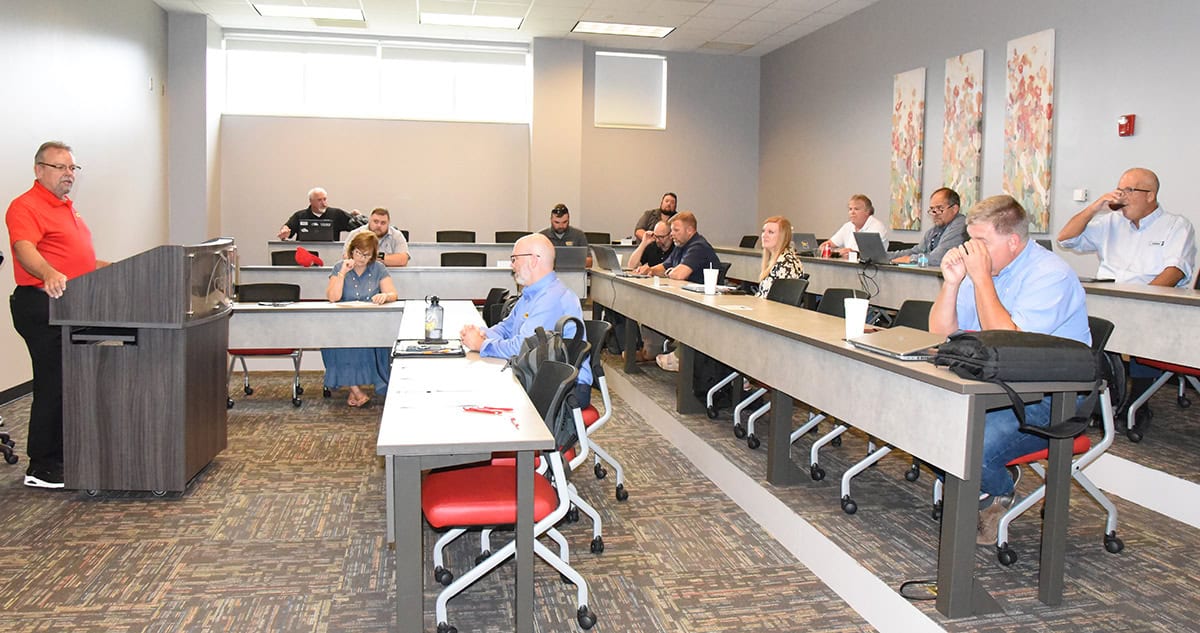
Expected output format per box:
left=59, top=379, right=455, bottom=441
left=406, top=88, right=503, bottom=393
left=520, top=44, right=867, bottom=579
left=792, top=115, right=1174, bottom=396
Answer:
left=976, top=495, right=1013, bottom=546
left=655, top=353, right=680, bottom=372
left=25, top=464, right=65, bottom=489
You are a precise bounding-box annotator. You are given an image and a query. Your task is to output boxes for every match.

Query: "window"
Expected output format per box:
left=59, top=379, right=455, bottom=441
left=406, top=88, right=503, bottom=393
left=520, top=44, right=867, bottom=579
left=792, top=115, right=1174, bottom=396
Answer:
left=224, top=34, right=530, bottom=124
left=593, top=52, right=667, bottom=129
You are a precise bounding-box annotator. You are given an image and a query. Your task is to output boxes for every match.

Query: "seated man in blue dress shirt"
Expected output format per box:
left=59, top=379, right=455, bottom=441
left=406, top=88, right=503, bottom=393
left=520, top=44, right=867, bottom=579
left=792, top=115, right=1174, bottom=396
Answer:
left=460, top=233, right=593, bottom=406
left=929, top=195, right=1090, bottom=545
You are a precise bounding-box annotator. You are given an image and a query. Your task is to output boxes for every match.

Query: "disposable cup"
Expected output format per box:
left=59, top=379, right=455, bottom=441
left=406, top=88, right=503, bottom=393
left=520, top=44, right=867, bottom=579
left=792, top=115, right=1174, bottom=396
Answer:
left=844, top=297, right=869, bottom=340
left=702, top=268, right=719, bottom=295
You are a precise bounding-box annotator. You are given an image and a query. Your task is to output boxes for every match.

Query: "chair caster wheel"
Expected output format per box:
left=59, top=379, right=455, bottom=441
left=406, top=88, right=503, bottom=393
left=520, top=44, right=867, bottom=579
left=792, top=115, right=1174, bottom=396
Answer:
left=590, top=536, right=604, bottom=554
left=840, top=496, right=857, bottom=515
left=1105, top=532, right=1124, bottom=553
left=323, top=387, right=332, bottom=398
left=227, top=398, right=234, bottom=409
left=997, top=544, right=1017, bottom=566
left=244, top=386, right=254, bottom=395
left=594, top=463, right=607, bottom=479
left=291, top=397, right=302, bottom=407
left=706, top=406, right=719, bottom=419
left=474, top=550, right=491, bottom=565
left=296, top=386, right=304, bottom=395
left=566, top=506, right=580, bottom=523
left=86, top=489, right=100, bottom=497
left=4, top=453, right=17, bottom=465
left=577, top=606, right=597, bottom=630
left=436, top=622, right=457, bottom=633
left=434, top=565, right=453, bottom=586
left=746, top=434, right=760, bottom=450
left=931, top=501, right=943, bottom=521
left=904, top=466, right=920, bottom=482
left=1126, top=428, right=1143, bottom=443
left=615, top=484, right=628, bottom=501
left=831, top=435, right=842, bottom=447
left=733, top=423, right=746, bottom=439
left=1179, top=395, right=1191, bottom=408
left=810, top=464, right=825, bottom=481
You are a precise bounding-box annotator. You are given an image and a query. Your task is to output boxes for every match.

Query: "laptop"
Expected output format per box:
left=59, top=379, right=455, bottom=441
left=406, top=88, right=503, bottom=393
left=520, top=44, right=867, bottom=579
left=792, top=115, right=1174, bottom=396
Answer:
left=793, top=232, right=818, bottom=255
left=852, top=231, right=892, bottom=265
left=592, top=245, right=650, bottom=278
left=297, top=218, right=336, bottom=241
left=848, top=326, right=944, bottom=361
left=555, top=246, right=587, bottom=271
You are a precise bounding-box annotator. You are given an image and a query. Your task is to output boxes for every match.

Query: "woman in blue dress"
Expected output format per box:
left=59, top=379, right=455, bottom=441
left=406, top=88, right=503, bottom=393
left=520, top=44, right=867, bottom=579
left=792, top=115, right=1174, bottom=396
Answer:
left=323, top=232, right=398, bottom=407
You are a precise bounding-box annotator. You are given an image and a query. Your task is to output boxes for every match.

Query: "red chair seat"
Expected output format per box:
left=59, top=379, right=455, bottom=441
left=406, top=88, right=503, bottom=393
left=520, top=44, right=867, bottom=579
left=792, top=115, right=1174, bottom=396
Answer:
left=581, top=405, right=600, bottom=428
left=422, top=465, right=558, bottom=528
left=1137, top=358, right=1200, bottom=375
left=229, top=348, right=297, bottom=356
left=1007, top=434, right=1091, bottom=466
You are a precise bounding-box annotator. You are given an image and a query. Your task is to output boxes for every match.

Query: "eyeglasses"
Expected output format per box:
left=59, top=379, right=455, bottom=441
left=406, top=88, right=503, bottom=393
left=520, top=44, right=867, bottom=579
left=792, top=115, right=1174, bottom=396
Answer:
left=509, top=253, right=538, bottom=263
left=928, top=204, right=957, bottom=214
left=652, top=233, right=670, bottom=239
left=1116, top=187, right=1152, bottom=195
left=351, top=250, right=373, bottom=258
left=37, top=162, right=83, bottom=173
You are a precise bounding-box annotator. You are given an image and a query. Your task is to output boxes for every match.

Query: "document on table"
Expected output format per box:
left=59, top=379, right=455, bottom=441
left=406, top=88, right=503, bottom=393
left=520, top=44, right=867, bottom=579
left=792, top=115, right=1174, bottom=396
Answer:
left=719, top=305, right=753, bottom=311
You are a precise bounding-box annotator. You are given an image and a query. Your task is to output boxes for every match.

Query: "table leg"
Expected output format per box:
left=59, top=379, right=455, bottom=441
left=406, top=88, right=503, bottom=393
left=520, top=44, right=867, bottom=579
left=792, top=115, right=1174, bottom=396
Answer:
left=516, top=451, right=534, bottom=633
left=622, top=317, right=641, bottom=374
left=675, top=344, right=704, bottom=414
left=391, top=456, right=425, bottom=631
left=766, top=389, right=802, bottom=484
left=1039, top=391, right=1074, bottom=605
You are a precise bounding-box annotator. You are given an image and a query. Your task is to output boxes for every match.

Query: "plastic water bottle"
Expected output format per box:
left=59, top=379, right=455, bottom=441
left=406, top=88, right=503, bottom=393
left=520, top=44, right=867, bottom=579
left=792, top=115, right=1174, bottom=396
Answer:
left=424, top=295, right=444, bottom=340
left=916, top=252, right=929, bottom=268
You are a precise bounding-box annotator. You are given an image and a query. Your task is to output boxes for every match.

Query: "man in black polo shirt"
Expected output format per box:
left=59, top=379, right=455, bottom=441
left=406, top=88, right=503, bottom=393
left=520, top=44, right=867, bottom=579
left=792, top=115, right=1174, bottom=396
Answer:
left=277, top=187, right=359, bottom=241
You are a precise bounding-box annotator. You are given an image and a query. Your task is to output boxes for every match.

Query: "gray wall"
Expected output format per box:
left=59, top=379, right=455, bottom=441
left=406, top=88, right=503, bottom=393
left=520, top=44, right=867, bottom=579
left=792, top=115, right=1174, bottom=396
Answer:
left=0, top=0, right=168, bottom=394
left=759, top=0, right=1200, bottom=274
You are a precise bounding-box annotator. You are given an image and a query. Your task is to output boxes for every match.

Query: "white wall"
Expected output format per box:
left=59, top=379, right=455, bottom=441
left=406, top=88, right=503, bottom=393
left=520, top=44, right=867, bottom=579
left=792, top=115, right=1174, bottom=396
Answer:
left=760, top=0, right=1200, bottom=275
left=0, top=0, right=168, bottom=394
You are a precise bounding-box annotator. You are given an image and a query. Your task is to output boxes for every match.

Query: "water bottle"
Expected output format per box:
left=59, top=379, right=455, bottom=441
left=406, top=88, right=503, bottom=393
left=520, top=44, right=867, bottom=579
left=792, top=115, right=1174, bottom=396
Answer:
left=424, top=295, right=444, bottom=341
left=916, top=252, right=929, bottom=268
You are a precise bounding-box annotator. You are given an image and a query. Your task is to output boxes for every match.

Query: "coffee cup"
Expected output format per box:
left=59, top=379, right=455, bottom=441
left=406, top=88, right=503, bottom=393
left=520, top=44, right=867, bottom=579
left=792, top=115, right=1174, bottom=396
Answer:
left=702, top=268, right=719, bottom=295
left=844, top=298, right=869, bottom=340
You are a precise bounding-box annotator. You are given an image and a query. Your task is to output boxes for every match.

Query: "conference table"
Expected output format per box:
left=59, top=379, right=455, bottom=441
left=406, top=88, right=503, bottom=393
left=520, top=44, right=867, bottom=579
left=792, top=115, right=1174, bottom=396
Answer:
left=237, top=264, right=588, bottom=301
left=228, top=300, right=405, bottom=348
left=589, top=270, right=1093, bottom=618
left=377, top=300, right=554, bottom=633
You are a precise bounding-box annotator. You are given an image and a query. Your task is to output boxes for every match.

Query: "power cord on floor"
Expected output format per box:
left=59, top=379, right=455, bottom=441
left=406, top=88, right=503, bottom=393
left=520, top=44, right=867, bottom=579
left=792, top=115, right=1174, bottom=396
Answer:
left=898, top=579, right=938, bottom=601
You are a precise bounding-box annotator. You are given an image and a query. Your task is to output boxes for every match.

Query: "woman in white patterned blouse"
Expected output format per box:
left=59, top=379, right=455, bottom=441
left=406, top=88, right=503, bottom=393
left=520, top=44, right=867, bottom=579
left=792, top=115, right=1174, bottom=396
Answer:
left=756, top=216, right=805, bottom=298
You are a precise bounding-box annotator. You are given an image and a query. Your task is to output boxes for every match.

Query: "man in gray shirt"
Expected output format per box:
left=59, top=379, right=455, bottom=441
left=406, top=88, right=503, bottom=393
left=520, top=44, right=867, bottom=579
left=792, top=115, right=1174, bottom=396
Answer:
left=343, top=207, right=409, bottom=266
left=634, top=192, right=678, bottom=240
left=891, top=187, right=967, bottom=266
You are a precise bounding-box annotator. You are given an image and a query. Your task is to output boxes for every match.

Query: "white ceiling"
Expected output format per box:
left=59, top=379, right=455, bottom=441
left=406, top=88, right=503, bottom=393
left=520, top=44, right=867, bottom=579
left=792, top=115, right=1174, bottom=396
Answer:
left=153, top=0, right=877, bottom=56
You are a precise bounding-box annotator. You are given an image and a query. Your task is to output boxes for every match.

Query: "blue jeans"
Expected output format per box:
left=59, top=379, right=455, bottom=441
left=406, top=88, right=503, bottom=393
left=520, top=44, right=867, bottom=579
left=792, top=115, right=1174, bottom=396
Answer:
left=981, top=395, right=1090, bottom=497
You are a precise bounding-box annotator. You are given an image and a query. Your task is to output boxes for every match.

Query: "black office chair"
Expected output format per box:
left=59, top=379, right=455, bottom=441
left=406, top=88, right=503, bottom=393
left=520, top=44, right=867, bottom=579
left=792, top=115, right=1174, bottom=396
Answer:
left=584, top=232, right=611, bottom=246
left=0, top=415, right=15, bottom=465
left=436, top=230, right=476, bottom=243
left=495, top=231, right=530, bottom=243
left=739, top=235, right=758, bottom=248
left=482, top=288, right=510, bottom=327
left=399, top=229, right=410, bottom=241
left=1035, top=238, right=1053, bottom=251
left=270, top=250, right=319, bottom=266
left=228, top=283, right=304, bottom=408
left=715, top=261, right=732, bottom=285
left=441, top=252, right=487, bottom=267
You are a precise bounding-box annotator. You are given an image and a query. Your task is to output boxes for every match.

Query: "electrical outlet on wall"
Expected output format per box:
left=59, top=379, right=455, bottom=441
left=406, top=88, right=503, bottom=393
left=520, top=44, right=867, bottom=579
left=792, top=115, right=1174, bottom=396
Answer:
left=1072, top=188, right=1088, bottom=202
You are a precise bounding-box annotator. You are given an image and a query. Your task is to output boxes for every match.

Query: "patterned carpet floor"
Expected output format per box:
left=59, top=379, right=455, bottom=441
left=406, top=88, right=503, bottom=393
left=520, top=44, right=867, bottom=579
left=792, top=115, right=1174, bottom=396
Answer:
left=0, top=359, right=1197, bottom=632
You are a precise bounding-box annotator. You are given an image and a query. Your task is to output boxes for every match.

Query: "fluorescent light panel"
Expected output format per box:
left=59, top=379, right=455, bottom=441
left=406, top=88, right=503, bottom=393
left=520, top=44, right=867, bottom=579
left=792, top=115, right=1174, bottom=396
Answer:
left=573, top=21, right=674, bottom=38
left=421, top=13, right=523, bottom=29
left=253, top=4, right=364, bottom=21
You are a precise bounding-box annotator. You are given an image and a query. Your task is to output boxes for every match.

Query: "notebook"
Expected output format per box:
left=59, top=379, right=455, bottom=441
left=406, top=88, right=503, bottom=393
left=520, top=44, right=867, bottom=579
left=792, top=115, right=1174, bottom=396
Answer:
left=392, top=338, right=465, bottom=358
left=297, top=218, right=336, bottom=241
left=851, top=231, right=892, bottom=265
left=555, top=246, right=587, bottom=271
left=593, top=245, right=651, bottom=278
left=793, top=232, right=818, bottom=255
left=847, top=326, right=944, bottom=361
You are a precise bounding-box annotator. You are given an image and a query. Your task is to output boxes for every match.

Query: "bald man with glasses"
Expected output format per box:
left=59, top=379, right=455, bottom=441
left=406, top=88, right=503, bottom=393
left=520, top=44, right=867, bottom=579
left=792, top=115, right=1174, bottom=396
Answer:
left=891, top=187, right=967, bottom=265
left=1058, top=167, right=1195, bottom=287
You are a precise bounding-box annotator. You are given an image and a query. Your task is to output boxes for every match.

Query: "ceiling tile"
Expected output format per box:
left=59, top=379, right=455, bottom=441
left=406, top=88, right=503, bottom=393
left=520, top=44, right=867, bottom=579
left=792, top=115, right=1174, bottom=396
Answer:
left=820, top=0, right=876, bottom=16
left=696, top=4, right=761, bottom=20
left=765, top=0, right=834, bottom=11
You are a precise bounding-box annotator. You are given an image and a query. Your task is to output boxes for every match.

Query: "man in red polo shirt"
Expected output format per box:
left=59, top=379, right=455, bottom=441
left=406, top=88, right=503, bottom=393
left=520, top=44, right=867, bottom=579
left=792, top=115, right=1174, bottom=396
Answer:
left=7, top=141, right=107, bottom=489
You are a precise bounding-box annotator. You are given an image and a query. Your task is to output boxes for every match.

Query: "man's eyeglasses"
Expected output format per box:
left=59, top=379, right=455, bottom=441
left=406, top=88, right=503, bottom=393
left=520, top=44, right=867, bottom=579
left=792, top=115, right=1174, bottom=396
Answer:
left=509, top=253, right=539, bottom=263
left=37, top=162, right=83, bottom=173
left=652, top=233, right=670, bottom=240
left=928, top=204, right=957, bottom=214
left=1116, top=187, right=1152, bottom=195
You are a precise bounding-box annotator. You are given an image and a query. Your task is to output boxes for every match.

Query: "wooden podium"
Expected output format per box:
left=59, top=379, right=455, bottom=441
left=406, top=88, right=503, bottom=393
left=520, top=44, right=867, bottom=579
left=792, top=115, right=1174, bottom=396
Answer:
left=50, top=239, right=235, bottom=493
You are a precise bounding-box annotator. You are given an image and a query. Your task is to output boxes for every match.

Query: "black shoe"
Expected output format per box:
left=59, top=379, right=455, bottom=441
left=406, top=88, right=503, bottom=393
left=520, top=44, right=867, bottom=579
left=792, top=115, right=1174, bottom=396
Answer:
left=25, top=464, right=65, bottom=489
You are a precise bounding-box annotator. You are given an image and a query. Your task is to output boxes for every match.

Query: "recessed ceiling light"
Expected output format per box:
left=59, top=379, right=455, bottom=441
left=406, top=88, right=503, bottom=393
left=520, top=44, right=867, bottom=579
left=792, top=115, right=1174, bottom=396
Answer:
left=253, top=4, right=365, bottom=21
left=572, top=21, right=675, bottom=38
left=420, top=13, right=524, bottom=29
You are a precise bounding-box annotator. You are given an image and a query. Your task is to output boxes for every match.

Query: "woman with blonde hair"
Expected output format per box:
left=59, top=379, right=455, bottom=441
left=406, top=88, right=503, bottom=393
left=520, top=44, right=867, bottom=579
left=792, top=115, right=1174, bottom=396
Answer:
left=757, top=216, right=805, bottom=298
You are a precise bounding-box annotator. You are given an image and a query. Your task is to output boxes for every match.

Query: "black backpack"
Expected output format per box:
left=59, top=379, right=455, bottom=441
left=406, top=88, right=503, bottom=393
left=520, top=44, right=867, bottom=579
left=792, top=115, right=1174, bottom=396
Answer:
left=506, top=316, right=587, bottom=450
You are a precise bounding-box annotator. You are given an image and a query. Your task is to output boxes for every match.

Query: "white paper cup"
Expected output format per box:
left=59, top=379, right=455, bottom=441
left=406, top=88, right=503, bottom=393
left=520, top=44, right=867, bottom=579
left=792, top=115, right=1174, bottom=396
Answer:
left=846, top=251, right=859, bottom=263
left=652, top=275, right=661, bottom=287
left=844, top=297, right=869, bottom=340
left=702, top=268, right=719, bottom=294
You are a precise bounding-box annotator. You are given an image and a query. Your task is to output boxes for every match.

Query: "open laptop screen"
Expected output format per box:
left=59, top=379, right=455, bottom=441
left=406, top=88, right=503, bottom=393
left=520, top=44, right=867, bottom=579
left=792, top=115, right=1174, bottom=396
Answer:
left=297, top=218, right=336, bottom=241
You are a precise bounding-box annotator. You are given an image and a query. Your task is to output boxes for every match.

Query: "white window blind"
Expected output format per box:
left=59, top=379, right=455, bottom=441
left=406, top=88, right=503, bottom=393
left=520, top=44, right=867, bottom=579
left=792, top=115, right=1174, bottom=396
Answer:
left=594, top=52, right=667, bottom=129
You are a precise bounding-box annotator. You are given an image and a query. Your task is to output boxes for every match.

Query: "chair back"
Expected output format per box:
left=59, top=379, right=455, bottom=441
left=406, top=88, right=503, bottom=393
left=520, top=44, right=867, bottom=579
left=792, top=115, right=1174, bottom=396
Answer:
left=583, top=320, right=613, bottom=379
left=715, top=261, right=732, bottom=285
left=483, top=288, right=510, bottom=327
left=270, top=250, right=312, bottom=266
left=399, top=229, right=410, bottom=241
left=765, top=277, right=809, bottom=307
left=739, top=235, right=758, bottom=248
left=495, top=230, right=530, bottom=243
left=893, top=300, right=934, bottom=331
left=1088, top=316, right=1115, bottom=352
left=1035, top=238, right=1053, bottom=251
left=526, top=360, right=579, bottom=424
left=440, top=252, right=487, bottom=267
left=236, top=283, right=301, bottom=302
left=584, top=232, right=611, bottom=246
left=436, top=230, right=476, bottom=243
left=816, top=288, right=868, bottom=318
